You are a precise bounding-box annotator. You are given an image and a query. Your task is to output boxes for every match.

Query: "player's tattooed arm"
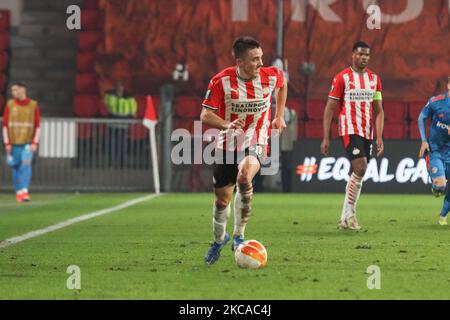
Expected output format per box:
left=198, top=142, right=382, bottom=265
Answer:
left=200, top=107, right=245, bottom=131
left=320, top=98, right=339, bottom=156
left=373, top=100, right=384, bottom=157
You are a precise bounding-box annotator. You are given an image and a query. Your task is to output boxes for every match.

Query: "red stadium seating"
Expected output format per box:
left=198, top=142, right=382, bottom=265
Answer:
left=151, top=95, right=160, bottom=117
left=0, top=51, right=8, bottom=71
left=78, top=31, right=102, bottom=51
left=383, top=101, right=407, bottom=122
left=0, top=73, right=6, bottom=91
left=305, top=100, right=339, bottom=120
left=297, top=120, right=304, bottom=138
left=408, top=101, right=426, bottom=121
left=0, top=31, right=9, bottom=50
left=134, top=95, right=160, bottom=119
left=82, top=0, right=100, bottom=9
left=76, top=52, right=96, bottom=72
left=81, top=10, right=102, bottom=31
left=74, top=95, right=99, bottom=117
left=286, top=99, right=305, bottom=118
left=0, top=94, right=4, bottom=115
left=383, top=122, right=408, bottom=139
left=409, top=120, right=430, bottom=140
left=409, top=121, right=421, bottom=140
left=305, top=100, right=325, bottom=120
left=77, top=123, right=95, bottom=139
left=304, top=120, right=322, bottom=139
left=175, top=96, right=202, bottom=118
left=128, top=123, right=148, bottom=140
left=98, top=96, right=108, bottom=117
left=174, top=118, right=195, bottom=133
left=304, top=120, right=341, bottom=139
left=135, top=95, right=146, bottom=118
left=75, top=73, right=99, bottom=94
left=0, top=10, right=10, bottom=30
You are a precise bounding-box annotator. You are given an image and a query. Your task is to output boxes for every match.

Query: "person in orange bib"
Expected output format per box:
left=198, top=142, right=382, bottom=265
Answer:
left=2, top=82, right=41, bottom=202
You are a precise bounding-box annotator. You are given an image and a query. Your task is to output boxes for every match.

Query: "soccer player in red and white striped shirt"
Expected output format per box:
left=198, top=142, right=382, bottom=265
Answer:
left=201, top=36, right=288, bottom=265
left=321, top=41, right=385, bottom=230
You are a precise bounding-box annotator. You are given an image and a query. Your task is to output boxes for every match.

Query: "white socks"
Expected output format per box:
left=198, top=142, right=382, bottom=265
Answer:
left=16, top=188, right=28, bottom=195
left=341, top=173, right=363, bottom=220
left=213, top=204, right=231, bottom=243
left=212, top=184, right=253, bottom=243
left=233, top=183, right=253, bottom=237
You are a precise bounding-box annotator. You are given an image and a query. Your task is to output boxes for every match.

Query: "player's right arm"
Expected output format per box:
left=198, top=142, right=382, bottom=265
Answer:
left=200, top=77, right=245, bottom=131
left=200, top=108, right=245, bottom=131
left=321, top=75, right=343, bottom=156
left=418, top=100, right=432, bottom=158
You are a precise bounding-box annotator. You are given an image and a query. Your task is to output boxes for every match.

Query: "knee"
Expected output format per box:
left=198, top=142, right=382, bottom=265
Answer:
left=215, top=198, right=230, bottom=210
left=432, top=178, right=447, bottom=197
left=433, top=177, right=446, bottom=187
left=21, top=160, right=32, bottom=166
left=353, top=164, right=367, bottom=178
left=237, top=171, right=253, bottom=186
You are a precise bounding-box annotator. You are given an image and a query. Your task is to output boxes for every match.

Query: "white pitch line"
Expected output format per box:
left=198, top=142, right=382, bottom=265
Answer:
left=0, top=193, right=163, bottom=249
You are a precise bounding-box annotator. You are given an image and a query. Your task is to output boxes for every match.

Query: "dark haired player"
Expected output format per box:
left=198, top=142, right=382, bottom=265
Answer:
left=321, top=41, right=384, bottom=230
left=201, top=36, right=288, bottom=264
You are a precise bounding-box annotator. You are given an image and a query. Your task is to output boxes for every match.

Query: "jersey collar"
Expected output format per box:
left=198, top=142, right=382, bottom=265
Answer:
left=350, top=66, right=367, bottom=75
left=236, top=67, right=257, bottom=81
left=14, top=98, right=30, bottom=106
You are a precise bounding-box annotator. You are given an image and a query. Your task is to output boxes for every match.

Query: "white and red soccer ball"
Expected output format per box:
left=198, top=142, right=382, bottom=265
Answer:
left=234, top=240, right=267, bottom=269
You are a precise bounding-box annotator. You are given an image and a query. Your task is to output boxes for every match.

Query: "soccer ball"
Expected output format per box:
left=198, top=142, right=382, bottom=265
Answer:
left=234, top=240, right=267, bottom=269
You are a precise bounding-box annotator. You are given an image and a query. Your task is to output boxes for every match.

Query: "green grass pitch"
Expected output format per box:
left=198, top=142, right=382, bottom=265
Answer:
left=0, top=192, right=449, bottom=299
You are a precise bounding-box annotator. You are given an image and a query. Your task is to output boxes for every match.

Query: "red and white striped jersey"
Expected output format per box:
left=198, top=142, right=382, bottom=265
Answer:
left=202, top=66, right=284, bottom=151
left=329, top=67, right=382, bottom=140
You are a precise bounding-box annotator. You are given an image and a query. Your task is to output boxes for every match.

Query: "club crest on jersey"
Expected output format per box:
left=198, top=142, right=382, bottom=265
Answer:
left=431, top=95, right=445, bottom=103
left=432, top=167, right=438, bottom=174
left=352, top=148, right=361, bottom=156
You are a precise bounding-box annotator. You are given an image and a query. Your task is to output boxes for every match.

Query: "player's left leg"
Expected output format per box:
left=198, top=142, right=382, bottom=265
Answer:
left=425, top=155, right=447, bottom=224
left=426, top=154, right=446, bottom=197
left=341, top=157, right=366, bottom=230
left=205, top=156, right=237, bottom=265
left=340, top=135, right=370, bottom=230
left=438, top=162, right=450, bottom=225
left=232, top=154, right=261, bottom=251
left=18, top=144, right=34, bottom=202
left=8, top=145, right=24, bottom=202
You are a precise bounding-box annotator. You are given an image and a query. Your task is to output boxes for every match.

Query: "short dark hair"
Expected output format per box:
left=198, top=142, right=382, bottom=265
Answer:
left=11, top=82, right=27, bottom=89
left=232, top=36, right=260, bottom=59
left=352, top=41, right=370, bottom=52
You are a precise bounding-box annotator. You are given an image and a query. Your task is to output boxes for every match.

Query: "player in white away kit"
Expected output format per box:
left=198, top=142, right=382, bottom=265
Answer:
left=321, top=41, right=385, bottom=230
left=201, top=36, right=288, bottom=265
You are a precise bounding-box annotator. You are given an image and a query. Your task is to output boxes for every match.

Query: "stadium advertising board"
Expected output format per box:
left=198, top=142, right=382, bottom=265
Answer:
left=292, top=140, right=430, bottom=193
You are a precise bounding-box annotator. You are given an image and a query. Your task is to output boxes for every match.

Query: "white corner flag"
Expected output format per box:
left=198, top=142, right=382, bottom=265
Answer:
left=143, top=96, right=160, bottom=194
